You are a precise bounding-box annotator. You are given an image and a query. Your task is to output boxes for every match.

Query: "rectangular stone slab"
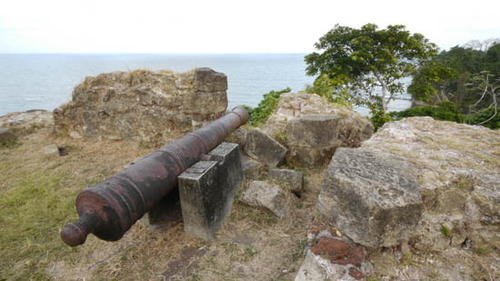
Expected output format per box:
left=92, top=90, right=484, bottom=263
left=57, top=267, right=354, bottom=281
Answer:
left=178, top=142, right=242, bottom=240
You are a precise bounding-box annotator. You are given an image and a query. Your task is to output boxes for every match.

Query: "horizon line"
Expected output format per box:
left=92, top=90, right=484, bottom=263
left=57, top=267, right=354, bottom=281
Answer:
left=0, top=51, right=310, bottom=55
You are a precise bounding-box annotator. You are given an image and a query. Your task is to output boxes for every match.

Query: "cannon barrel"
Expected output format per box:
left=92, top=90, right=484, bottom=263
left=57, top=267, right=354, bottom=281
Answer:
left=60, top=106, right=249, bottom=246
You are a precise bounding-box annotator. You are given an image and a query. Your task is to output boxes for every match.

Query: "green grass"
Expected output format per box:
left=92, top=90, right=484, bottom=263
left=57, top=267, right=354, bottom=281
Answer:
left=453, top=175, right=474, bottom=191
left=292, top=239, right=308, bottom=261
left=247, top=88, right=291, bottom=127
left=0, top=139, right=21, bottom=149
left=440, top=224, right=452, bottom=238
left=472, top=246, right=491, bottom=256
left=244, top=246, right=258, bottom=258
left=0, top=171, right=77, bottom=280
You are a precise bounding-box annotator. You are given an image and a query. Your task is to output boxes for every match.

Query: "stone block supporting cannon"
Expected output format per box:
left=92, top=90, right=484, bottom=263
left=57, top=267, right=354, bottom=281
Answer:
left=178, top=142, right=242, bottom=240
left=60, top=106, right=249, bottom=246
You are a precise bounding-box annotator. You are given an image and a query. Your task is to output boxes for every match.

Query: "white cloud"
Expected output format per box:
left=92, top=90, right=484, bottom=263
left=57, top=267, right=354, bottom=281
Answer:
left=0, top=0, right=499, bottom=53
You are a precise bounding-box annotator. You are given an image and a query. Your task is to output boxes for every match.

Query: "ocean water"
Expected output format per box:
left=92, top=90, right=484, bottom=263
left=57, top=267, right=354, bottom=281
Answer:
left=0, top=54, right=314, bottom=116
left=0, top=54, right=410, bottom=116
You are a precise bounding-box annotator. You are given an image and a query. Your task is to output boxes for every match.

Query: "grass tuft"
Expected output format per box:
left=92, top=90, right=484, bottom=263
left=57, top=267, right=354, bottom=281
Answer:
left=440, top=224, right=452, bottom=238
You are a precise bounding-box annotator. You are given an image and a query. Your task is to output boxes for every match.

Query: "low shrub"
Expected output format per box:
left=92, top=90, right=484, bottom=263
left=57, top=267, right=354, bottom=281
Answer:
left=390, top=101, right=463, bottom=122
left=465, top=106, right=499, bottom=129
left=246, top=88, right=291, bottom=126
left=389, top=101, right=498, bottom=129
left=371, top=108, right=393, bottom=131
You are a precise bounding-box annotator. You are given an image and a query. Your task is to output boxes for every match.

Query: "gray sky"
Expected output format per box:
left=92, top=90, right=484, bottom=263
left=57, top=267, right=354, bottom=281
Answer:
left=1, top=0, right=499, bottom=53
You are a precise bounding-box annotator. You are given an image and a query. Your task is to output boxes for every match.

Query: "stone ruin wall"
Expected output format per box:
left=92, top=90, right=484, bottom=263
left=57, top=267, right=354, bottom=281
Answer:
left=53, top=67, right=228, bottom=145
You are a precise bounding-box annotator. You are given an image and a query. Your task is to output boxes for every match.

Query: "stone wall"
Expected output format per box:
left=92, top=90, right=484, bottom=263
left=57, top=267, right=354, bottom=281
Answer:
left=53, top=68, right=227, bottom=145
left=0, top=110, right=54, bottom=135
left=261, top=93, right=373, bottom=167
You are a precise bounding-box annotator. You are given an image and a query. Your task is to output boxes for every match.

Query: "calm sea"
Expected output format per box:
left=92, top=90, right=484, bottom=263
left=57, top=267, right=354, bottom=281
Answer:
left=0, top=54, right=313, bottom=116
left=0, top=54, right=410, bottom=116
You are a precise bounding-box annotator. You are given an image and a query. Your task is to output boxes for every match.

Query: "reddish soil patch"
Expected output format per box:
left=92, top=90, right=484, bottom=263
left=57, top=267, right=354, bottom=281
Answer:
left=311, top=237, right=365, bottom=266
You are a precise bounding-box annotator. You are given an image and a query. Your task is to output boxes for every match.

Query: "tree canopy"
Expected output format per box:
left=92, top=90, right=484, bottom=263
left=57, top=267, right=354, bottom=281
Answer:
left=408, top=42, right=499, bottom=116
left=305, top=23, right=438, bottom=112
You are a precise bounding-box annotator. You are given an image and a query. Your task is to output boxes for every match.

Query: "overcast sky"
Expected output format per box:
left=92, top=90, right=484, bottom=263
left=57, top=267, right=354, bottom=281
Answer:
left=1, top=0, right=499, bottom=53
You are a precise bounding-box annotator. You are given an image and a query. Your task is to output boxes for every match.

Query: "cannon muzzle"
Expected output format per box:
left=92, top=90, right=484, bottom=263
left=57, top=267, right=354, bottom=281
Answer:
left=61, top=106, right=249, bottom=246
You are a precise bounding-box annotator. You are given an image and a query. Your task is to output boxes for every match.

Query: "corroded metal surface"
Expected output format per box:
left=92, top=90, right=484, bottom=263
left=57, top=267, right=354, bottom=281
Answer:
left=60, top=106, right=248, bottom=246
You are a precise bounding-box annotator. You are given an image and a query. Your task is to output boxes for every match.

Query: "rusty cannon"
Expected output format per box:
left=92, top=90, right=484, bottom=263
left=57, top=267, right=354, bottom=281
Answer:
left=60, top=106, right=249, bottom=246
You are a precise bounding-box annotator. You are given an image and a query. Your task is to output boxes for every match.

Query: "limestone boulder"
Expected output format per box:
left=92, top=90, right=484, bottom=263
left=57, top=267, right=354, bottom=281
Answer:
left=317, top=147, right=423, bottom=248
left=319, top=117, right=500, bottom=280
left=363, top=117, right=500, bottom=253
left=244, top=129, right=287, bottom=167
left=240, top=155, right=264, bottom=180
left=0, top=110, right=54, bottom=135
left=42, top=144, right=60, bottom=156
left=53, top=68, right=227, bottom=145
left=240, top=180, right=289, bottom=218
left=268, top=168, right=303, bottom=195
left=262, top=93, right=373, bottom=167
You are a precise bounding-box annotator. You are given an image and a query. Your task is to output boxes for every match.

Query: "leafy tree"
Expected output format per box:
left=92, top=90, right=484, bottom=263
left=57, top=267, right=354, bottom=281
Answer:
left=485, top=43, right=500, bottom=74
left=466, top=71, right=499, bottom=125
left=305, top=24, right=438, bottom=112
left=407, top=60, right=456, bottom=103
left=305, top=74, right=352, bottom=107
left=409, top=42, right=499, bottom=116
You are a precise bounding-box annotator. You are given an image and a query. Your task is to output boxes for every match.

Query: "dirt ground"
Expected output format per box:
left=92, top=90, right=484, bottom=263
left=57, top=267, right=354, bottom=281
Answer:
left=0, top=127, right=323, bottom=281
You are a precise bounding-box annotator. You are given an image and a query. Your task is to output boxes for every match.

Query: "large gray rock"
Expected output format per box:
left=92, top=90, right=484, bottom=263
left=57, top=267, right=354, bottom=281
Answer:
left=240, top=180, right=289, bottom=218
left=244, top=129, right=287, bottom=167
left=0, top=128, right=17, bottom=147
left=331, top=117, right=500, bottom=280
left=0, top=110, right=54, bottom=135
left=268, top=168, right=303, bottom=195
left=262, top=93, right=373, bottom=167
left=363, top=117, right=500, bottom=253
left=42, top=144, right=60, bottom=156
left=53, top=68, right=227, bottom=145
left=241, top=155, right=264, bottom=180
left=317, top=148, right=423, bottom=248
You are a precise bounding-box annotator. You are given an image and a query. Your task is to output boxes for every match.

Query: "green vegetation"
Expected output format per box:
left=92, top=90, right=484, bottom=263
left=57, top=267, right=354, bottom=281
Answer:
left=390, top=101, right=463, bottom=122
left=292, top=239, right=308, bottom=261
left=409, top=41, right=499, bottom=128
left=465, top=105, right=500, bottom=129
left=472, top=246, right=491, bottom=256
left=370, top=103, right=394, bottom=130
left=0, top=171, right=77, bottom=280
left=440, top=224, right=452, bottom=238
left=244, top=246, right=258, bottom=258
left=0, top=138, right=20, bottom=149
left=305, top=74, right=352, bottom=107
left=246, top=88, right=291, bottom=126
left=305, top=23, right=437, bottom=113
left=389, top=101, right=499, bottom=129
left=304, top=24, right=498, bottom=130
